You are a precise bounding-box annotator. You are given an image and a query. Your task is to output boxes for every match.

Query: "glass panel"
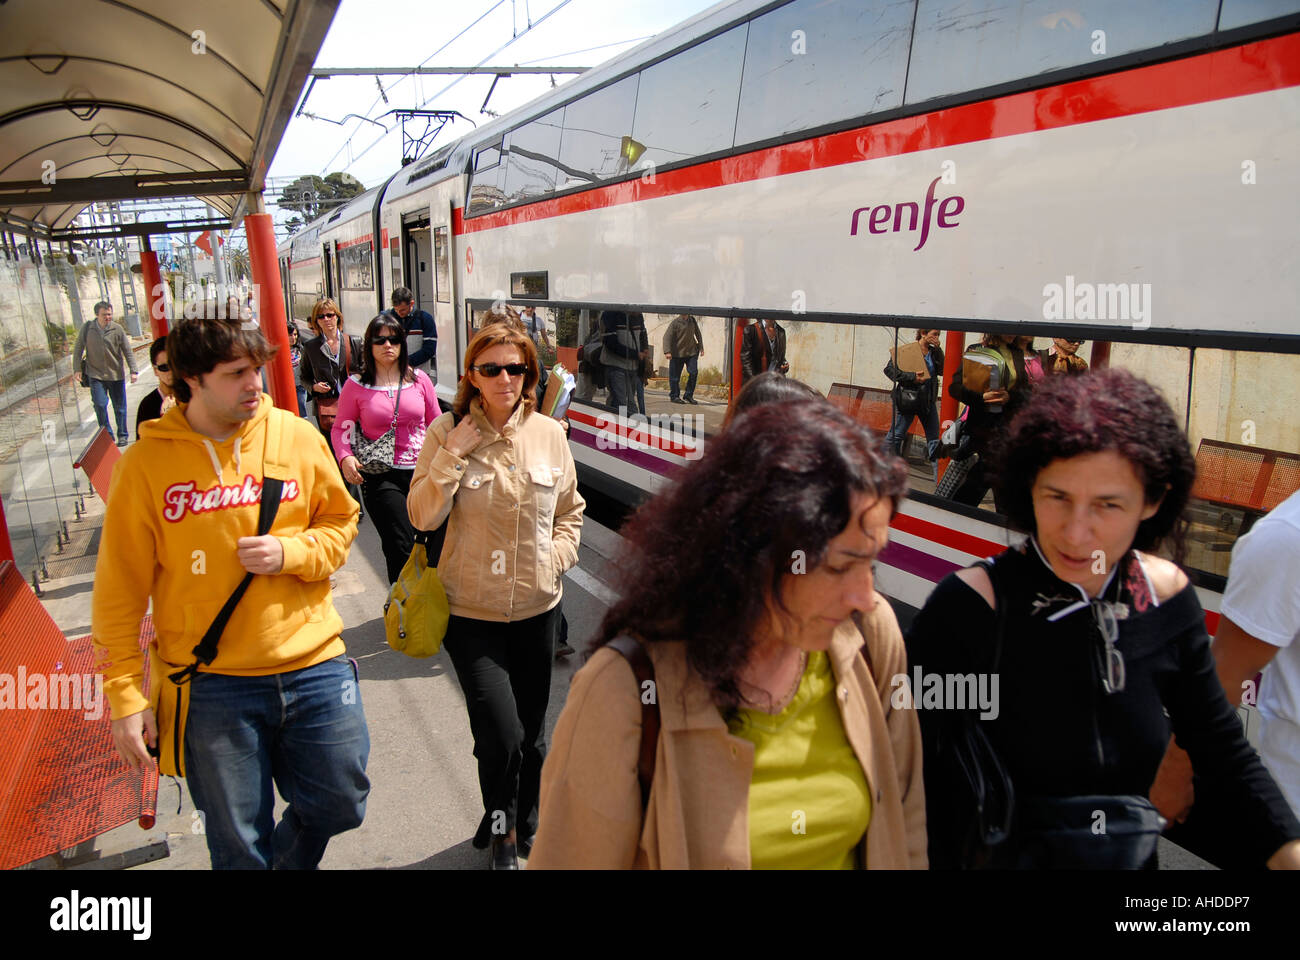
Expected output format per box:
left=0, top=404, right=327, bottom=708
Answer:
left=906, top=0, right=1220, bottom=105
left=629, top=25, right=748, bottom=172
left=1219, top=0, right=1300, bottom=29
left=556, top=75, right=640, bottom=188
left=502, top=107, right=566, bottom=205
left=1183, top=348, right=1300, bottom=578
left=433, top=226, right=450, bottom=303
left=466, top=161, right=505, bottom=215
left=735, top=0, right=914, bottom=145
left=340, top=241, right=373, bottom=290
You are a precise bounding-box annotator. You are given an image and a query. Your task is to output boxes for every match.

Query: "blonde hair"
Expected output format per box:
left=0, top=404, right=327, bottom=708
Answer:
left=308, top=298, right=343, bottom=335
left=453, top=322, right=540, bottom=418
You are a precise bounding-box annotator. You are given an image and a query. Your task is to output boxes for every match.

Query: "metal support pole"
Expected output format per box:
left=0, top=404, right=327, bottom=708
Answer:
left=936, top=329, right=966, bottom=483
left=140, top=235, right=167, bottom=339
left=244, top=203, right=296, bottom=412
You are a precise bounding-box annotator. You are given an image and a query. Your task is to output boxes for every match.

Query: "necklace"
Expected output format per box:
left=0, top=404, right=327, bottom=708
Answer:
left=742, top=649, right=807, bottom=714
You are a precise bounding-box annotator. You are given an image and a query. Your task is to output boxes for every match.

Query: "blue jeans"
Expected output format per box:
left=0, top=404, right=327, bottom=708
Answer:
left=884, top=403, right=942, bottom=477
left=295, top=384, right=310, bottom=418
left=668, top=355, right=698, bottom=400
left=90, top=378, right=128, bottom=441
left=184, top=655, right=370, bottom=869
left=606, top=366, right=639, bottom=416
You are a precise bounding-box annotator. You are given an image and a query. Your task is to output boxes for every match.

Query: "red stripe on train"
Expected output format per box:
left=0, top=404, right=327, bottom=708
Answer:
left=568, top=408, right=696, bottom=458
left=456, top=33, right=1300, bottom=234
left=890, top=511, right=1004, bottom=559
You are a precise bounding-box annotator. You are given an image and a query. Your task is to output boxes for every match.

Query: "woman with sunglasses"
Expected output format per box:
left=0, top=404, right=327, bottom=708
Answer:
left=332, top=315, right=441, bottom=585
left=408, top=321, right=584, bottom=870
left=134, top=336, right=176, bottom=439
left=906, top=368, right=1300, bottom=869
left=1040, top=337, right=1089, bottom=376
left=299, top=298, right=363, bottom=437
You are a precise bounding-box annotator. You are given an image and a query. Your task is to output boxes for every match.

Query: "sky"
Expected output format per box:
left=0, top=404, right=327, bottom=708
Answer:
left=268, top=0, right=726, bottom=195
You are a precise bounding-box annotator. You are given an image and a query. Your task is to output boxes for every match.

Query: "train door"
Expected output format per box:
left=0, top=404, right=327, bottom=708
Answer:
left=427, top=183, right=458, bottom=392
left=279, top=256, right=292, bottom=322
left=401, top=213, right=434, bottom=311
left=321, top=242, right=335, bottom=300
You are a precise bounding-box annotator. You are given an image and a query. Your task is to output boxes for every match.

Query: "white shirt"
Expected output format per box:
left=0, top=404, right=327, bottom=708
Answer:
left=1220, top=489, right=1300, bottom=815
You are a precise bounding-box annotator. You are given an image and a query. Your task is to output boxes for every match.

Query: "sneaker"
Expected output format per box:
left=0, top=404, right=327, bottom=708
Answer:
left=116, top=437, right=128, bottom=447
left=684, top=397, right=698, bottom=405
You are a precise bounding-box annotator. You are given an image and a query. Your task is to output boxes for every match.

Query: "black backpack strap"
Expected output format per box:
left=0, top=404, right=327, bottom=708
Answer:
left=606, top=635, right=660, bottom=810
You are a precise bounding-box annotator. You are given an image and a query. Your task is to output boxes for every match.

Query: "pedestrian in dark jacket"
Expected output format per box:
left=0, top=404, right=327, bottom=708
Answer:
left=883, top=328, right=944, bottom=475
left=740, top=318, right=788, bottom=384
left=384, top=286, right=437, bottom=378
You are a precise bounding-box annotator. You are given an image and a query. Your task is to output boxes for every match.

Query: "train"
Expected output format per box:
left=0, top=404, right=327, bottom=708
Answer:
left=275, top=0, right=1300, bottom=627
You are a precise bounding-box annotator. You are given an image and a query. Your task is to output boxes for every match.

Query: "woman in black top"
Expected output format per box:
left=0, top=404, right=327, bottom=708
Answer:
left=906, top=368, right=1300, bottom=869
left=134, top=336, right=174, bottom=439
left=943, top=333, right=1026, bottom=509
left=298, top=297, right=363, bottom=438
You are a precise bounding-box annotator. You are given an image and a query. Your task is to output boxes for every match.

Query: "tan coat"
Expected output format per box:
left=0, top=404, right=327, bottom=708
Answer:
left=528, top=596, right=928, bottom=869
left=407, top=400, right=584, bottom=622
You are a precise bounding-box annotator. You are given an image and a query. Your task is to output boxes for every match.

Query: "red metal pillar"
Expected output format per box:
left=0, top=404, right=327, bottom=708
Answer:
left=140, top=236, right=167, bottom=339
left=936, top=329, right=966, bottom=483
left=1089, top=340, right=1111, bottom=369
left=244, top=206, right=295, bottom=411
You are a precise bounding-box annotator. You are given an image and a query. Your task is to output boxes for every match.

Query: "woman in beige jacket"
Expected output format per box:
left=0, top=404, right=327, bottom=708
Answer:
left=408, top=321, right=584, bottom=870
left=529, top=400, right=927, bottom=869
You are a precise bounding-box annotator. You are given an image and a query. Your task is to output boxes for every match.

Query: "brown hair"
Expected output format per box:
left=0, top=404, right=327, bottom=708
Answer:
left=167, top=317, right=277, bottom=403
left=308, top=297, right=343, bottom=335
left=453, top=322, right=540, bottom=418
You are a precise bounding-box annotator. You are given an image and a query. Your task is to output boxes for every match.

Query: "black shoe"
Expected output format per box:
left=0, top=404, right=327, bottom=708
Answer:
left=684, top=397, right=698, bottom=405
left=555, top=641, right=575, bottom=659
left=489, top=837, right=518, bottom=870
left=670, top=397, right=685, bottom=404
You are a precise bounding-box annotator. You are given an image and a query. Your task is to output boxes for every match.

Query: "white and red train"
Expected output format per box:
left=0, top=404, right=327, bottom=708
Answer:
left=276, top=0, right=1300, bottom=623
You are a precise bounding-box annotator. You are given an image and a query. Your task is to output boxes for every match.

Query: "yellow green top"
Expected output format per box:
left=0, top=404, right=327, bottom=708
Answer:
left=727, top=650, right=871, bottom=869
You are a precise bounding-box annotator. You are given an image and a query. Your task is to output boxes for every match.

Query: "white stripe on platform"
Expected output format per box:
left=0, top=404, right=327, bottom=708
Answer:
left=565, top=564, right=619, bottom=607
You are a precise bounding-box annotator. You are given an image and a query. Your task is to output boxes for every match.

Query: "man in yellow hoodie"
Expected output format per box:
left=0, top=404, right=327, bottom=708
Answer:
left=92, top=317, right=368, bottom=869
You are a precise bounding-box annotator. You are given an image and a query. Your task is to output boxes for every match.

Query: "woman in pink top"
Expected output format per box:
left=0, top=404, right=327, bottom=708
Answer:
left=333, top=314, right=441, bottom=583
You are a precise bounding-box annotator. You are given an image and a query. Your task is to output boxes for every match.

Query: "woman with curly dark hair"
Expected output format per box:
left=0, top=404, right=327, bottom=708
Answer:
left=527, top=400, right=928, bottom=869
left=906, top=367, right=1300, bottom=869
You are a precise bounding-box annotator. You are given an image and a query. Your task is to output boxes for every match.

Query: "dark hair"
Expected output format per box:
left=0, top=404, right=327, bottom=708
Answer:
left=453, top=322, right=540, bottom=418
left=391, top=286, right=414, bottom=306
left=167, top=318, right=277, bottom=403
left=360, top=314, right=410, bottom=386
left=93, top=301, right=111, bottom=315
left=724, top=372, right=822, bottom=427
left=990, top=368, right=1196, bottom=557
left=149, top=336, right=168, bottom=366
left=596, top=401, right=908, bottom=709
left=286, top=323, right=300, bottom=342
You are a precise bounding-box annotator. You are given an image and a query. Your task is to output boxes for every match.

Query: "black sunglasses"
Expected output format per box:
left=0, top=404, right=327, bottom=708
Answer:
left=154, top=362, right=170, bottom=372
left=319, top=311, right=338, bottom=319
left=472, top=362, right=527, bottom=377
left=372, top=335, right=403, bottom=346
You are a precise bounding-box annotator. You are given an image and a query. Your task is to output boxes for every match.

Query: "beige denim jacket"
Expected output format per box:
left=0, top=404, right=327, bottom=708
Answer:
left=407, top=400, right=584, bottom=622
left=528, top=597, right=928, bottom=869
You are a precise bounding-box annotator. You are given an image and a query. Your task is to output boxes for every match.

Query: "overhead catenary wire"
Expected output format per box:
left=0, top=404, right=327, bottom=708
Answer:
left=327, top=0, right=580, bottom=178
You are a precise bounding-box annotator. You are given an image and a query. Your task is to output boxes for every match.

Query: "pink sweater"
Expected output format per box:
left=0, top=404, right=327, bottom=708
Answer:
left=331, top=370, right=441, bottom=469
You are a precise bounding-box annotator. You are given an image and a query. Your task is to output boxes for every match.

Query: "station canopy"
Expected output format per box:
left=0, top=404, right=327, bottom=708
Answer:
left=0, top=0, right=339, bottom=241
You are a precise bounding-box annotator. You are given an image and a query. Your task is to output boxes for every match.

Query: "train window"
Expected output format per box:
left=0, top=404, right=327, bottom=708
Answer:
left=502, top=107, right=566, bottom=205
left=340, top=241, right=374, bottom=290
left=475, top=143, right=501, bottom=169
left=734, top=0, right=913, bottom=147
left=556, top=74, right=640, bottom=187
left=905, top=0, right=1220, bottom=106
left=1183, top=348, right=1300, bottom=578
left=433, top=226, right=450, bottom=303
left=467, top=157, right=506, bottom=216
left=1219, top=0, right=1300, bottom=29
left=629, top=25, right=747, bottom=173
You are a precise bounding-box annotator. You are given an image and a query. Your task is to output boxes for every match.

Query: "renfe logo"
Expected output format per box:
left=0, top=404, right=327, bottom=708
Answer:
left=848, top=177, right=965, bottom=251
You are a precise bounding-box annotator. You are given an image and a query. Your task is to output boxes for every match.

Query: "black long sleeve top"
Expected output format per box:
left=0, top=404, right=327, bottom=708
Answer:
left=905, top=541, right=1300, bottom=868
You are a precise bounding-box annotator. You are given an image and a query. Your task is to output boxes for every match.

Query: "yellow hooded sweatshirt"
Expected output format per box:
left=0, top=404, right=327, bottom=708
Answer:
left=92, top=395, right=359, bottom=719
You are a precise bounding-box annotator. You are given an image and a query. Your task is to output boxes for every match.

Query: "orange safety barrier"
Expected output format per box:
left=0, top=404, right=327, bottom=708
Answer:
left=0, top=561, right=158, bottom=869
left=73, top=428, right=122, bottom=503
left=1191, top=439, right=1300, bottom=516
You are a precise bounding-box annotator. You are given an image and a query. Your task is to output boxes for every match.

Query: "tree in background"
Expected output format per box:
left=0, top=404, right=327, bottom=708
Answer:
left=279, top=172, right=364, bottom=222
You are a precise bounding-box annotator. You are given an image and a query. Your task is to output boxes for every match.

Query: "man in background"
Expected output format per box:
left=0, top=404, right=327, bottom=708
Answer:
left=73, top=300, right=139, bottom=447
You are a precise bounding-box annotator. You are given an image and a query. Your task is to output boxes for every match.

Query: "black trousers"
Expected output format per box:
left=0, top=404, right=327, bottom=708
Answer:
left=443, top=606, right=560, bottom=848
left=359, top=467, right=415, bottom=583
